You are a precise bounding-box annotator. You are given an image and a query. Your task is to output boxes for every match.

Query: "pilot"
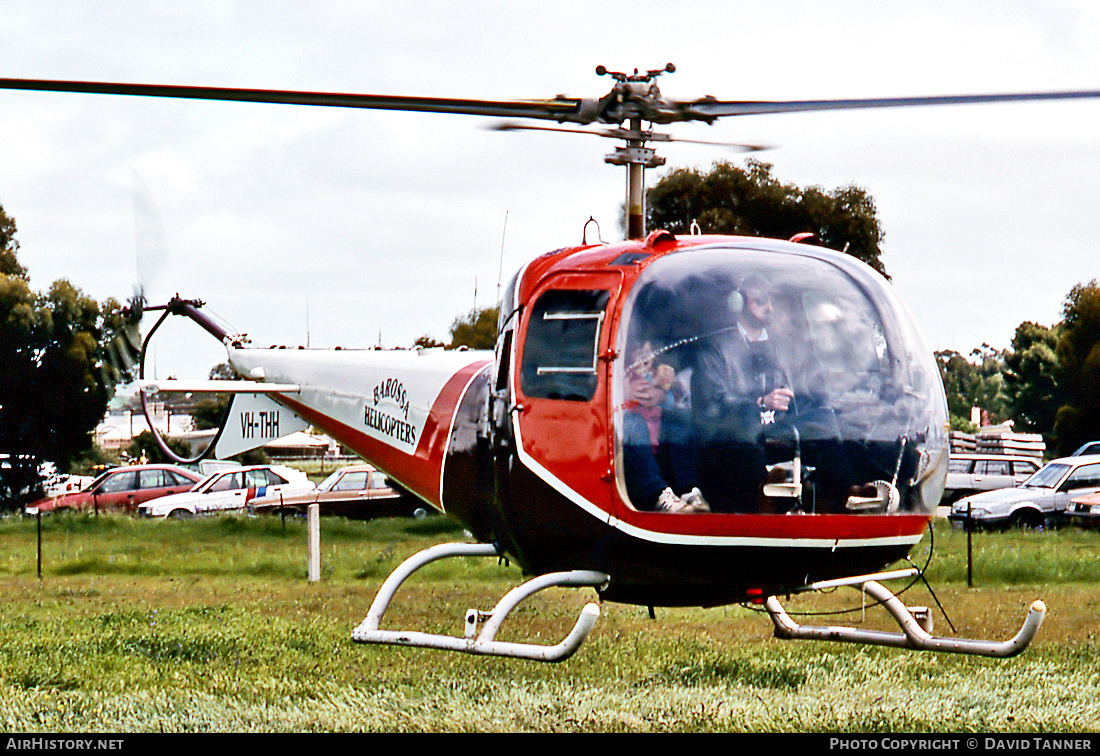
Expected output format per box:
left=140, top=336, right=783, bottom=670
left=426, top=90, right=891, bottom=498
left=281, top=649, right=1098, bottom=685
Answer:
left=622, top=342, right=709, bottom=513
left=691, top=275, right=795, bottom=512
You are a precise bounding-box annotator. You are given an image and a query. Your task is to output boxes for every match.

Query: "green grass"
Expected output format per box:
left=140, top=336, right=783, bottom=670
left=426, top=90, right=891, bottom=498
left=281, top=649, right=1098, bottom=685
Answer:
left=0, top=515, right=1098, bottom=732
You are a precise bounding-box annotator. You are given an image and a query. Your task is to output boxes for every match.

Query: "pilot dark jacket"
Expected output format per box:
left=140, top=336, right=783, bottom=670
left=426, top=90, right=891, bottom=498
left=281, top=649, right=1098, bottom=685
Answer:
left=689, top=325, right=795, bottom=512
left=691, top=325, right=794, bottom=445
left=690, top=323, right=859, bottom=513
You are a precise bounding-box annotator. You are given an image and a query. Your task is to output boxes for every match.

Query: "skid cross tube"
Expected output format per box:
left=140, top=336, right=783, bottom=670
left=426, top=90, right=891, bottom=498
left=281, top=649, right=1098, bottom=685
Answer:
left=352, top=542, right=610, bottom=662
left=764, top=570, right=1045, bottom=658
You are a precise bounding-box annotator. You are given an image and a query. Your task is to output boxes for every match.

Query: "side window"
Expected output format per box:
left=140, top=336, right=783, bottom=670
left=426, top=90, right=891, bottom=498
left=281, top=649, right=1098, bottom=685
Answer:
left=100, top=471, right=137, bottom=494
left=1064, top=464, right=1100, bottom=490
left=495, top=329, right=513, bottom=392
left=252, top=469, right=287, bottom=487
left=139, top=469, right=167, bottom=489
left=209, top=472, right=242, bottom=492
left=1013, top=461, right=1039, bottom=476
left=980, top=460, right=1010, bottom=475
left=948, top=459, right=973, bottom=473
left=520, top=289, right=610, bottom=401
left=268, top=470, right=289, bottom=485
left=333, top=471, right=369, bottom=491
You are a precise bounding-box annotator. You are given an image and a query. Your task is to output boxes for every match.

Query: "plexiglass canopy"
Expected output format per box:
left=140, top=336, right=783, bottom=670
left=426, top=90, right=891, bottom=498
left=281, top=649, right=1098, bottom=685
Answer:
left=614, top=244, right=948, bottom=515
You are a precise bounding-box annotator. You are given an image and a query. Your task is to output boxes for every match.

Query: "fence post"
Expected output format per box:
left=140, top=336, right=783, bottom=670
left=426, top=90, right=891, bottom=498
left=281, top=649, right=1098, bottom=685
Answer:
left=308, top=503, right=320, bottom=582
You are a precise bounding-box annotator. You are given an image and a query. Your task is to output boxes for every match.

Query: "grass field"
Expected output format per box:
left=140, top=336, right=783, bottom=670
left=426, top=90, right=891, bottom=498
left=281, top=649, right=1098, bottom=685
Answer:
left=0, top=513, right=1098, bottom=733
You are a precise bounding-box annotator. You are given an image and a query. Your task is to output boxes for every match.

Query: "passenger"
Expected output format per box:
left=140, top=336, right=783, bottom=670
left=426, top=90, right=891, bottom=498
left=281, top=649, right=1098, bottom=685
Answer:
left=622, top=342, right=709, bottom=513
left=691, top=275, right=795, bottom=512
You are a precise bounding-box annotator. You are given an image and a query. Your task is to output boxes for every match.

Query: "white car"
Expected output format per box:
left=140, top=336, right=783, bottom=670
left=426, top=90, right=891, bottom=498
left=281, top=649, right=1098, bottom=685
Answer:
left=138, top=464, right=313, bottom=519
left=949, top=454, right=1100, bottom=530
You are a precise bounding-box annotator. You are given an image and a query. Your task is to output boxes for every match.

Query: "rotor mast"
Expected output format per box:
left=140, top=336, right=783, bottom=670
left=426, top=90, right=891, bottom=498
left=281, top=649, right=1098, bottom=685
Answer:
left=597, top=65, right=674, bottom=239
left=604, top=115, right=664, bottom=239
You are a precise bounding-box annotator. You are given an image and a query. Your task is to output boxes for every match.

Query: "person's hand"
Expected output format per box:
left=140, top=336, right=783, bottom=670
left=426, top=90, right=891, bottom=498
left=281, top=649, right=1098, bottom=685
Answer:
left=760, top=387, right=794, bottom=411
left=626, top=372, right=665, bottom=407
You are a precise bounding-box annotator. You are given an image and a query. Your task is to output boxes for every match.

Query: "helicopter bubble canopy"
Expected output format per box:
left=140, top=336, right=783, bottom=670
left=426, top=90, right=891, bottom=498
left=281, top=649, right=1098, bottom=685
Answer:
left=613, top=242, right=948, bottom=516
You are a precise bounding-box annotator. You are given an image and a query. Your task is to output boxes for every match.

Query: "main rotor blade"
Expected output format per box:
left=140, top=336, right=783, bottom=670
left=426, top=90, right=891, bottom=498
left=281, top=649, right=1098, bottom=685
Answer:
left=492, top=121, right=768, bottom=151
left=686, top=90, right=1100, bottom=119
left=5, top=77, right=1099, bottom=128
left=0, top=77, right=594, bottom=122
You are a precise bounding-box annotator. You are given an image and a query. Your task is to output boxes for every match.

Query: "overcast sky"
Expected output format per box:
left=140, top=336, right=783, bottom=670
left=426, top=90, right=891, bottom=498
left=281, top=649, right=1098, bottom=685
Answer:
left=2, top=1, right=1098, bottom=380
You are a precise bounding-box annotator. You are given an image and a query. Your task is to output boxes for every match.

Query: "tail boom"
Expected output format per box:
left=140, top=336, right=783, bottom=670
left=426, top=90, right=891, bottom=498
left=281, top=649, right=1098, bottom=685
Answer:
left=227, top=346, right=492, bottom=509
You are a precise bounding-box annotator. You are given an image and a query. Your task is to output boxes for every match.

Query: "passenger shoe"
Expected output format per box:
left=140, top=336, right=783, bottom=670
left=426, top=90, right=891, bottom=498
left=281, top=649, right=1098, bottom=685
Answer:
left=680, top=487, right=711, bottom=513
left=656, top=487, right=688, bottom=513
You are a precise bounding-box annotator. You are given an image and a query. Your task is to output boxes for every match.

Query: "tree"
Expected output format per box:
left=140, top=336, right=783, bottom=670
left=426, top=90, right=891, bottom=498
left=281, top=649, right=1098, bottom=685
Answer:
left=1003, top=321, right=1063, bottom=442
left=0, top=209, right=124, bottom=507
left=190, top=362, right=239, bottom=431
left=935, top=345, right=1009, bottom=430
left=447, top=307, right=498, bottom=350
left=646, top=159, right=888, bottom=277
left=1052, top=280, right=1100, bottom=456
left=126, top=430, right=192, bottom=464
left=0, top=204, right=26, bottom=279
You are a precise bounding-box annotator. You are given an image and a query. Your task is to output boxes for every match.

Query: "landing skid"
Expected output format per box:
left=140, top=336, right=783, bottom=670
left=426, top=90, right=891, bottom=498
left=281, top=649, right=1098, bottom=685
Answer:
left=351, top=542, right=610, bottom=662
left=764, top=569, right=1046, bottom=658
left=354, top=549, right=1044, bottom=661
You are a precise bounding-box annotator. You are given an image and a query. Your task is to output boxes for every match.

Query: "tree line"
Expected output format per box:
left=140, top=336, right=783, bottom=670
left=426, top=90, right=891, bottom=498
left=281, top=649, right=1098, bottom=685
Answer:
left=937, top=281, right=1100, bottom=456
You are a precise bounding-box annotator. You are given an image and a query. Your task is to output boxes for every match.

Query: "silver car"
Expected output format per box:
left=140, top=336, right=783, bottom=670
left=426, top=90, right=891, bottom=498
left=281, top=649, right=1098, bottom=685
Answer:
left=949, top=454, right=1100, bottom=529
left=943, top=453, right=1041, bottom=504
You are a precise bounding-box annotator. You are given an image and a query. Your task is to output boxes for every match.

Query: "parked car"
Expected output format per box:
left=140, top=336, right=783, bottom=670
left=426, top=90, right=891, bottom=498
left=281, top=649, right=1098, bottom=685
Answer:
left=27, top=464, right=203, bottom=514
left=1066, top=488, right=1100, bottom=526
left=137, top=464, right=313, bottom=518
left=943, top=453, right=1042, bottom=504
left=1070, top=441, right=1100, bottom=457
left=250, top=464, right=428, bottom=519
left=949, top=454, right=1100, bottom=529
left=38, top=462, right=95, bottom=499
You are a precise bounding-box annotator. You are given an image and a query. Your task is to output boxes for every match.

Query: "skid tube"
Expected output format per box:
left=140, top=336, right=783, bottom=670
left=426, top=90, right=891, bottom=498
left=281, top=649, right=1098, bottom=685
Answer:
left=764, top=568, right=1046, bottom=658
left=351, top=542, right=611, bottom=662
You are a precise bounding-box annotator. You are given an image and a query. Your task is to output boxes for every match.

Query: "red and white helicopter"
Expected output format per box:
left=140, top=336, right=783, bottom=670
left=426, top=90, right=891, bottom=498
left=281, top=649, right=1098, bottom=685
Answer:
left=4, top=67, right=1096, bottom=661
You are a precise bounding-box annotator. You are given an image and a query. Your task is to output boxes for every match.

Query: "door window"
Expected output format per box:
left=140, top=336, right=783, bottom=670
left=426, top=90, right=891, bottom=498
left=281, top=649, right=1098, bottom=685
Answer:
left=99, top=471, right=137, bottom=494
left=333, top=471, right=369, bottom=491
left=1064, top=464, right=1100, bottom=490
left=520, top=290, right=610, bottom=402
left=978, top=460, right=1010, bottom=476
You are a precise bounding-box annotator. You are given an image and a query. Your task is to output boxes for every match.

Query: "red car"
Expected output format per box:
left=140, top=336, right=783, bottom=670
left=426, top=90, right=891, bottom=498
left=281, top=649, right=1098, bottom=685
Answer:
left=28, top=464, right=203, bottom=514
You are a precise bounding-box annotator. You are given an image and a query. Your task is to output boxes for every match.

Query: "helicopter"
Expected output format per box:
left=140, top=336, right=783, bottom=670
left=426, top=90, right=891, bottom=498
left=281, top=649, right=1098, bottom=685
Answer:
left=2, top=66, right=1094, bottom=662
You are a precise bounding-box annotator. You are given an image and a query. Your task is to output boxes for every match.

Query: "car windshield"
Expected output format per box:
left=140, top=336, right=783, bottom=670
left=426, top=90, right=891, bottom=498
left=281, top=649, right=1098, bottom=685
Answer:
left=1023, top=463, right=1070, bottom=489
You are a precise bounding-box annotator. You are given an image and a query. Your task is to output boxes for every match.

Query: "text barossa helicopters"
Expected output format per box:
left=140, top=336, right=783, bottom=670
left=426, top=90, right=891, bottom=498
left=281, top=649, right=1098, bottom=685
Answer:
left=5, top=67, right=1098, bottom=662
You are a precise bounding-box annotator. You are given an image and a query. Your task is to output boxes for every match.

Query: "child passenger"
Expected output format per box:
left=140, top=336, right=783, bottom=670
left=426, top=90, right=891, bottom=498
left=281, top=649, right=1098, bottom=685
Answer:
left=621, top=342, right=709, bottom=513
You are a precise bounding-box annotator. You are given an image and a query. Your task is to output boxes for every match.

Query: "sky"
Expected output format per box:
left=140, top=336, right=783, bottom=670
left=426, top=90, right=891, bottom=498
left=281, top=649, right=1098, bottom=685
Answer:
left=1, top=1, right=1098, bottom=381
